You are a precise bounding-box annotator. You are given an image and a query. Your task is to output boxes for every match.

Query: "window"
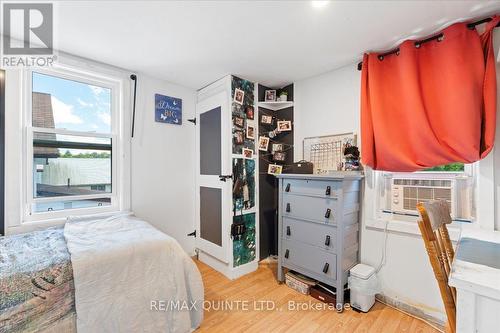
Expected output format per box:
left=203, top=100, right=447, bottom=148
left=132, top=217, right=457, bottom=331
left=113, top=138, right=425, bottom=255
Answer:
left=376, top=163, right=475, bottom=223
left=26, top=69, right=119, bottom=218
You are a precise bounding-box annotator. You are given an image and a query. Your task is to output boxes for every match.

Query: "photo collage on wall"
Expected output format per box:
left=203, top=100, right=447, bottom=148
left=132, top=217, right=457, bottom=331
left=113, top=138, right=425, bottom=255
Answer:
left=231, top=76, right=256, bottom=267
left=259, top=106, right=293, bottom=176
left=232, top=158, right=255, bottom=212
left=232, top=76, right=255, bottom=155
left=232, top=213, right=256, bottom=267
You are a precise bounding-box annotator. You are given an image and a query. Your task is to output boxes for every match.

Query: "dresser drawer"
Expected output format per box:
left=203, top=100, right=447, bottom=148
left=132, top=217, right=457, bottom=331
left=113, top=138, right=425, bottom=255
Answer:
left=282, top=179, right=341, bottom=198
left=282, top=239, right=337, bottom=280
left=282, top=217, right=337, bottom=252
left=282, top=194, right=337, bottom=223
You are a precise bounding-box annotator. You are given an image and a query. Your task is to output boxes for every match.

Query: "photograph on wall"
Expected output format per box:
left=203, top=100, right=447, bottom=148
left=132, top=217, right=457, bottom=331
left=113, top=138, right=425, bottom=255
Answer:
left=233, top=116, right=244, bottom=128
left=232, top=213, right=256, bottom=267
left=245, top=106, right=254, bottom=120
left=234, top=130, right=244, bottom=145
left=243, top=148, right=253, bottom=159
left=272, top=143, right=283, bottom=153
left=154, top=94, right=182, bottom=125
left=267, top=164, right=283, bottom=175
left=265, top=90, right=276, bottom=102
left=273, top=151, right=286, bottom=162
left=258, top=136, right=270, bottom=151
left=246, top=123, right=255, bottom=139
left=260, top=114, right=273, bottom=125
left=232, top=158, right=256, bottom=211
left=277, top=120, right=292, bottom=132
left=234, top=88, right=244, bottom=105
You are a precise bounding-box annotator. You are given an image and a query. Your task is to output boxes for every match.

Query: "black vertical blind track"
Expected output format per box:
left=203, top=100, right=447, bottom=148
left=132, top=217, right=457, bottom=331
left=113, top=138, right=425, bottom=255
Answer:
left=130, top=74, right=137, bottom=137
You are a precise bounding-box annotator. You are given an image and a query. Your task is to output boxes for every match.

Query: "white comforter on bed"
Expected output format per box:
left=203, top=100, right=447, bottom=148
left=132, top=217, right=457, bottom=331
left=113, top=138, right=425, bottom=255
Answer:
left=63, top=213, right=204, bottom=333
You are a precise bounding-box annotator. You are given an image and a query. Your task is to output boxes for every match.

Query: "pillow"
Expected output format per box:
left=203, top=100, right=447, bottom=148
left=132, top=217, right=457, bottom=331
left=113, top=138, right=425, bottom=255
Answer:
left=66, top=211, right=134, bottom=224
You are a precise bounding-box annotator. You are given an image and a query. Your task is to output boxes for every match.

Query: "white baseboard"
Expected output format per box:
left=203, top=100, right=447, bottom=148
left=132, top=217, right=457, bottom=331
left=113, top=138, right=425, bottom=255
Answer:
left=376, top=294, right=446, bottom=329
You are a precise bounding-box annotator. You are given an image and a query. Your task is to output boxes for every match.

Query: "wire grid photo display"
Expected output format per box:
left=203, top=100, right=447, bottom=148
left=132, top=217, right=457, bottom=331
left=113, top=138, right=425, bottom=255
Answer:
left=303, top=133, right=357, bottom=173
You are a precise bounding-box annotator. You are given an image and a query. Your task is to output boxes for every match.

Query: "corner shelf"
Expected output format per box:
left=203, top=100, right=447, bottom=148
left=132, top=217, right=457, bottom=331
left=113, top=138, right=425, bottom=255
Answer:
left=258, top=101, right=294, bottom=111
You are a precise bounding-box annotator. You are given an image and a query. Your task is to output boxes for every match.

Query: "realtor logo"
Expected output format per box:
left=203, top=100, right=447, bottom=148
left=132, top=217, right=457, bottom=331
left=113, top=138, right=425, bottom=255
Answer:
left=3, top=3, right=53, bottom=55
left=1, top=2, right=56, bottom=67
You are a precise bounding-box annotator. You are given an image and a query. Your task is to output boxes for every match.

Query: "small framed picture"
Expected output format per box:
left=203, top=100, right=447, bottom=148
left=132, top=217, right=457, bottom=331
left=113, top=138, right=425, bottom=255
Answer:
left=242, top=148, right=254, bottom=159
left=268, top=164, right=283, bottom=175
left=233, top=116, right=244, bottom=128
left=234, top=130, right=244, bottom=144
left=273, top=151, right=286, bottom=161
left=265, top=90, right=276, bottom=102
left=260, top=114, right=273, bottom=125
left=258, top=136, right=270, bottom=151
left=246, top=123, right=255, bottom=139
left=277, top=120, right=292, bottom=132
left=245, top=106, right=254, bottom=120
left=234, top=88, right=244, bottom=105
left=272, top=143, right=283, bottom=153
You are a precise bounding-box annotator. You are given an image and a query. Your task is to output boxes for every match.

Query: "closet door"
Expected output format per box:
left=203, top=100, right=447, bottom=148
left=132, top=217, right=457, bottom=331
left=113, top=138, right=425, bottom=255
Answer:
left=195, top=92, right=231, bottom=263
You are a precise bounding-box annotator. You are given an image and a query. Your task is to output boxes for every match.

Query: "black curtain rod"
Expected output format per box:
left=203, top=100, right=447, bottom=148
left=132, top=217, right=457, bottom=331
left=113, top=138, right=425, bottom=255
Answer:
left=130, top=74, right=137, bottom=137
left=357, top=16, right=500, bottom=71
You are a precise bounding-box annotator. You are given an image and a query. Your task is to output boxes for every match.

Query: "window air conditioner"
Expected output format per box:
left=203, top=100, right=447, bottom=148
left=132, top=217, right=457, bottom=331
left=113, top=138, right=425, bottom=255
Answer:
left=390, top=178, right=456, bottom=218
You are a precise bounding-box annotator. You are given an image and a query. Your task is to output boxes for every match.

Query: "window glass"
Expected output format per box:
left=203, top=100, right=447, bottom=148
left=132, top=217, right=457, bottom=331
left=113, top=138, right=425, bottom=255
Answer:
left=33, top=132, right=111, bottom=198
left=32, top=72, right=111, bottom=133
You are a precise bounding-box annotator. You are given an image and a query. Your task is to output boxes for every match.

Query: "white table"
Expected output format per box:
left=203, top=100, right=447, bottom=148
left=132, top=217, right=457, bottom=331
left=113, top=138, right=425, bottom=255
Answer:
left=449, top=228, right=500, bottom=333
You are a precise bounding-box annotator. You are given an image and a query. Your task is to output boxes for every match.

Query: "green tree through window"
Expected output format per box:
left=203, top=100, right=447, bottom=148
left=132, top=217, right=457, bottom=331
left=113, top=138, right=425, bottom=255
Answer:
left=425, top=163, right=464, bottom=172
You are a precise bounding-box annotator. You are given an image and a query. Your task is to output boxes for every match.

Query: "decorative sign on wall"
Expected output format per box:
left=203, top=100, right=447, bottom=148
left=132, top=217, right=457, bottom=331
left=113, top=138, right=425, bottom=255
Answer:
left=155, top=94, right=182, bottom=125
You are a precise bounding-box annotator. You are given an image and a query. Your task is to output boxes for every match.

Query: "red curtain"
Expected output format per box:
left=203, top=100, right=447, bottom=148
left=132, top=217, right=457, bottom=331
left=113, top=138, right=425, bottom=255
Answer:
left=361, top=17, right=500, bottom=172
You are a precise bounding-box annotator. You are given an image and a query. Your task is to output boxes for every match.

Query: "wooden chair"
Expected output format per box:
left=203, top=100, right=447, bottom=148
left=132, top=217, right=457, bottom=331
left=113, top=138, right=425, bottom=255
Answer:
left=417, top=200, right=456, bottom=333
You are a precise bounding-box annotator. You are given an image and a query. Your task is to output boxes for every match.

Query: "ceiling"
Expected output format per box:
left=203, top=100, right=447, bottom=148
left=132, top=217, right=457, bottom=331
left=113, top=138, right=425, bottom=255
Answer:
left=11, top=1, right=500, bottom=89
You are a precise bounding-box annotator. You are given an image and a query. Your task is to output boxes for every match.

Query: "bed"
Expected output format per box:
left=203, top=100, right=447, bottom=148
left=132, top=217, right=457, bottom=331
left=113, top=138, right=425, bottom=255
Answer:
left=0, top=214, right=204, bottom=333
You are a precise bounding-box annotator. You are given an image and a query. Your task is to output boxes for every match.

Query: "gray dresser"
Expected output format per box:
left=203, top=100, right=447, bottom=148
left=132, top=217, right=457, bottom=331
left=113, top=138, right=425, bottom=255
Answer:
left=276, top=173, right=363, bottom=311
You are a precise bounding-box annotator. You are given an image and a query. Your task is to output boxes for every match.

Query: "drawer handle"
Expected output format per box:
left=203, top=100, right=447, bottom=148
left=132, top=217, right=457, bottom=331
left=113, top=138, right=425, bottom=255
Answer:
left=323, top=263, right=329, bottom=274
left=326, top=186, right=331, bottom=196
left=325, top=208, right=331, bottom=219
left=285, top=183, right=291, bottom=192
left=285, top=249, right=289, bottom=259
left=325, top=235, right=330, bottom=246
left=286, top=226, right=291, bottom=236
left=286, top=203, right=291, bottom=213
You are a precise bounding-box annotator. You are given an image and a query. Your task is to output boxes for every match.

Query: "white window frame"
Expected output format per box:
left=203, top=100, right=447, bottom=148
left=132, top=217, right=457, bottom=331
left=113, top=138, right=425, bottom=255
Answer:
left=22, top=65, right=123, bottom=222
left=365, top=161, right=487, bottom=240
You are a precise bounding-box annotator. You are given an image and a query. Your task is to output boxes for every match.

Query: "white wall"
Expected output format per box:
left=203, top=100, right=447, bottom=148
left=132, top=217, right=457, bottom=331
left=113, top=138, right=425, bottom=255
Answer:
left=130, top=75, right=197, bottom=255
left=294, top=45, right=500, bottom=321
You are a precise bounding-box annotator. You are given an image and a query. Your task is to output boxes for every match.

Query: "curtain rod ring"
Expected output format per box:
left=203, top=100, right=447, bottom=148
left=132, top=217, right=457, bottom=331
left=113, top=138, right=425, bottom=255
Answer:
left=437, top=34, right=444, bottom=42
left=396, top=50, right=400, bottom=56
left=378, top=55, right=384, bottom=61
left=415, top=42, right=421, bottom=49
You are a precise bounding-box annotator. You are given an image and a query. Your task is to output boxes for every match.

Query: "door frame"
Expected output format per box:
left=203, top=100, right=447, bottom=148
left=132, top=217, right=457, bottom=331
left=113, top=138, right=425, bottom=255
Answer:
left=195, top=91, right=231, bottom=263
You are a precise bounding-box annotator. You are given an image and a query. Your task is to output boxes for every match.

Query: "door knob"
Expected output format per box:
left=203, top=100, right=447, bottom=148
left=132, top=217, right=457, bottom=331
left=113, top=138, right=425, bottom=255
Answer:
left=219, top=175, right=232, bottom=182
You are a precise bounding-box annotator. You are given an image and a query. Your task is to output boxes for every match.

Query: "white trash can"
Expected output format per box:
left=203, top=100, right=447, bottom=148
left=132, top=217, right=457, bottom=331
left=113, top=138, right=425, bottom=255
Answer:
left=348, top=264, right=380, bottom=312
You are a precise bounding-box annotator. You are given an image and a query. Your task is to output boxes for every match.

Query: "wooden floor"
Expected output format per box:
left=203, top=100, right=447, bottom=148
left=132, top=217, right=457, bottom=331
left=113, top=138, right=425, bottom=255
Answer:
left=195, top=259, right=440, bottom=333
